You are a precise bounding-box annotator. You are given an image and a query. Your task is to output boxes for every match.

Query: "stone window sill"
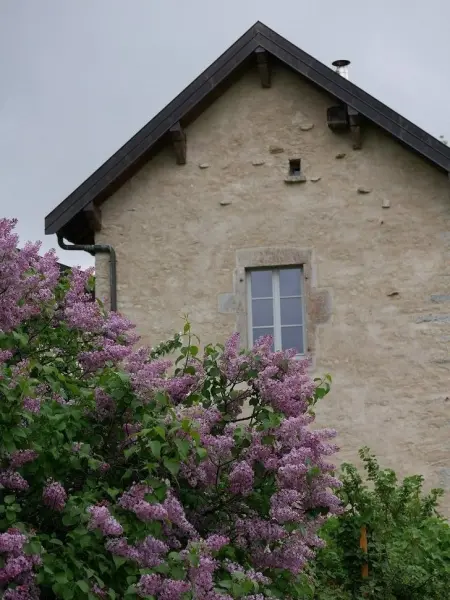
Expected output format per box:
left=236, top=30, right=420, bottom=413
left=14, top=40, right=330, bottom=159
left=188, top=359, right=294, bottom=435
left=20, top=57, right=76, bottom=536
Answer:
left=284, top=174, right=307, bottom=183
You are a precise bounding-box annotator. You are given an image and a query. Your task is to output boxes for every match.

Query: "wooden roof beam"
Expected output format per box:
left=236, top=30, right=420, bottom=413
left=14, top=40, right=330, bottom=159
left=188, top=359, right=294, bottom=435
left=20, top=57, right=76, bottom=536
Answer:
left=83, top=202, right=102, bottom=232
left=255, top=47, right=271, bottom=88
left=170, top=122, right=187, bottom=165
left=347, top=106, right=362, bottom=150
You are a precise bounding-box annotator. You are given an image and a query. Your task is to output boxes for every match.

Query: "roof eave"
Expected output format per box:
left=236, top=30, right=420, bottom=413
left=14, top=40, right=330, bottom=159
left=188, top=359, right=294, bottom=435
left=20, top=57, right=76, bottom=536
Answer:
left=45, top=21, right=450, bottom=241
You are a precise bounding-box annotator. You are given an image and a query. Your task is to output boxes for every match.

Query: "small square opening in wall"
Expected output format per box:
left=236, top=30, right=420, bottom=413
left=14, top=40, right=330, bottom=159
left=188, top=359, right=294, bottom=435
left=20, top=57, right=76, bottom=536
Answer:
left=289, top=158, right=301, bottom=176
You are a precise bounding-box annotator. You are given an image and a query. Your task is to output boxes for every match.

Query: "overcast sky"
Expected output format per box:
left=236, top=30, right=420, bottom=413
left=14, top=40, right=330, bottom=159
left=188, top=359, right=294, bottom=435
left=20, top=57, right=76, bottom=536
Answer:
left=1, top=0, right=449, bottom=268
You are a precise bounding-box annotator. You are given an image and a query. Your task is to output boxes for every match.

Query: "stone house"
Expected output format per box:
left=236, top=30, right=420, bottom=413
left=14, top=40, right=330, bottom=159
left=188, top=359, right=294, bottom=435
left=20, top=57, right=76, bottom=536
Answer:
left=45, top=22, right=450, bottom=510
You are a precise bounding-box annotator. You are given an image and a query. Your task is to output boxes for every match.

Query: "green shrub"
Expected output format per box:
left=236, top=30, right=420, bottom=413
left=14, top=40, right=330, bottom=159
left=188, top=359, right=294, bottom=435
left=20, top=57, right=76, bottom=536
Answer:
left=308, top=448, right=450, bottom=599
left=0, top=218, right=341, bottom=599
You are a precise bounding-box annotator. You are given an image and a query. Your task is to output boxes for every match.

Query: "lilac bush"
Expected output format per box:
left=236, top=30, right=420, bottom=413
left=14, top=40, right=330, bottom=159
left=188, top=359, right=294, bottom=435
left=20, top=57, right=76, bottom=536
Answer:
left=0, top=218, right=341, bottom=599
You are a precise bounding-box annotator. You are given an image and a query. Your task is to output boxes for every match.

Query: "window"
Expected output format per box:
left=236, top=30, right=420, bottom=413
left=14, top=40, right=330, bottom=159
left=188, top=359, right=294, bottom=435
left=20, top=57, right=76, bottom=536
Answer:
left=247, top=267, right=305, bottom=355
left=288, top=158, right=301, bottom=176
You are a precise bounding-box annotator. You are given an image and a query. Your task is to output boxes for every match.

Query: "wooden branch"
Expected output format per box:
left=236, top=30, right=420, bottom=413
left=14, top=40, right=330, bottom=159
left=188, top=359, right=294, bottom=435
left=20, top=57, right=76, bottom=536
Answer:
left=83, top=202, right=102, bottom=232
left=255, top=47, right=271, bottom=88
left=169, top=122, right=186, bottom=165
left=360, top=526, right=369, bottom=578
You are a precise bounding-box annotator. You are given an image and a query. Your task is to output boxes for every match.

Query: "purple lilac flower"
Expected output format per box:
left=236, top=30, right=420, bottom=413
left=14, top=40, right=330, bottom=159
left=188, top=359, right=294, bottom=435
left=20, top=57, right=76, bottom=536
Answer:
left=9, top=450, right=38, bottom=469
left=105, top=538, right=141, bottom=563
left=0, top=218, right=60, bottom=333
left=91, top=583, right=107, bottom=598
left=87, top=505, right=123, bottom=536
left=0, top=470, right=29, bottom=491
left=94, top=388, right=115, bottom=420
left=229, top=461, right=254, bottom=496
left=224, top=560, right=271, bottom=586
left=205, top=534, right=229, bottom=552
left=0, top=349, right=12, bottom=364
left=22, top=398, right=41, bottom=414
left=3, top=583, right=40, bottom=599
left=189, top=555, right=217, bottom=599
left=0, top=530, right=27, bottom=555
left=136, top=573, right=162, bottom=596
left=159, top=579, right=191, bottom=600
left=135, top=535, right=168, bottom=568
left=0, top=555, right=35, bottom=585
left=42, top=480, right=67, bottom=512
left=163, top=492, right=197, bottom=536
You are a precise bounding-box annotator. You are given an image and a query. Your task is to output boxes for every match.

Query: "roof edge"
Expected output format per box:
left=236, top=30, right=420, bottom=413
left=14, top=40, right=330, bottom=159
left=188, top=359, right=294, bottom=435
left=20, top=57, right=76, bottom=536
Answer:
left=45, top=22, right=262, bottom=235
left=45, top=21, right=450, bottom=239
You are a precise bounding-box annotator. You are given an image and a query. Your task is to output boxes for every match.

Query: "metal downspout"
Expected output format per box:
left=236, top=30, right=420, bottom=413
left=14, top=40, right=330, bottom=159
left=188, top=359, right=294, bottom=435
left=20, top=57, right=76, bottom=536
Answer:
left=57, top=235, right=117, bottom=312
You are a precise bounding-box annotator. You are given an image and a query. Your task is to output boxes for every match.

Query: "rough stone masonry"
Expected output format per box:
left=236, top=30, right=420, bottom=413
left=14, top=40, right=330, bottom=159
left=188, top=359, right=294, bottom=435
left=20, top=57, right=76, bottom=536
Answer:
left=95, top=65, right=450, bottom=513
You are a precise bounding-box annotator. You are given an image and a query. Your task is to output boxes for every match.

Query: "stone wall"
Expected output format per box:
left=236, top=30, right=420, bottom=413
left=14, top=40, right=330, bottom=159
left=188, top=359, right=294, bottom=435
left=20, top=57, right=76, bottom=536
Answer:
left=95, top=64, right=450, bottom=511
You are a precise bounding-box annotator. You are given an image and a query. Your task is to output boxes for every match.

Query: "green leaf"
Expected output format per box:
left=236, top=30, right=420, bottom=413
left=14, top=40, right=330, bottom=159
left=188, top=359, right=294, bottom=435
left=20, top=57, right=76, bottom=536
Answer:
left=196, top=447, right=207, bottom=460
left=113, top=555, right=127, bottom=569
left=54, top=572, right=69, bottom=584
left=24, top=541, right=41, bottom=555
left=181, top=419, right=192, bottom=432
left=261, top=434, right=274, bottom=446
left=163, top=458, right=180, bottom=476
left=116, top=371, right=130, bottom=384
left=49, top=538, right=63, bottom=546
left=124, top=446, right=138, bottom=459
left=154, top=392, right=168, bottom=407
left=124, top=585, right=137, bottom=597
left=3, top=495, right=16, bottom=505
left=175, top=438, right=190, bottom=460
left=12, top=331, right=28, bottom=347
left=107, top=488, right=120, bottom=499
left=149, top=440, right=162, bottom=459
left=153, top=426, right=166, bottom=440
left=76, top=580, right=89, bottom=593
left=62, top=513, right=78, bottom=527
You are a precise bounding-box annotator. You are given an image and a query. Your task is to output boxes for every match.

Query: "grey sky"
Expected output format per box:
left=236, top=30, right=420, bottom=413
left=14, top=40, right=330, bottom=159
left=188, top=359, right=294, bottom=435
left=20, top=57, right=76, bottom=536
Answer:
left=1, top=0, right=449, bottom=268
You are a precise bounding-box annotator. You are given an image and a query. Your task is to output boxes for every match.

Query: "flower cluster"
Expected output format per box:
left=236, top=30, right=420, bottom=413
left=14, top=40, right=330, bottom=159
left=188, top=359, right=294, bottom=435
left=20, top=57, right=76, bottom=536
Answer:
left=0, top=470, right=29, bottom=491
left=42, top=480, right=67, bottom=512
left=9, top=450, right=38, bottom=469
left=137, top=574, right=190, bottom=600
left=87, top=505, right=123, bottom=536
left=0, top=529, right=41, bottom=597
left=0, top=219, right=60, bottom=333
left=124, top=354, right=204, bottom=404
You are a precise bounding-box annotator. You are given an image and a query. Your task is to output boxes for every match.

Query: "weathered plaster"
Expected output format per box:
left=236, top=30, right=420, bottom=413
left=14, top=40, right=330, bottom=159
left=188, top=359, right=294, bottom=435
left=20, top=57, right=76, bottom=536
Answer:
left=95, top=64, right=450, bottom=513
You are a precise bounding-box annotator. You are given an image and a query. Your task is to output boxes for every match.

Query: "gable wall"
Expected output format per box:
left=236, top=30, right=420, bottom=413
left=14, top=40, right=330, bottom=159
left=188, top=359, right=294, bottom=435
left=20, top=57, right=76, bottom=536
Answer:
left=95, top=64, right=450, bottom=511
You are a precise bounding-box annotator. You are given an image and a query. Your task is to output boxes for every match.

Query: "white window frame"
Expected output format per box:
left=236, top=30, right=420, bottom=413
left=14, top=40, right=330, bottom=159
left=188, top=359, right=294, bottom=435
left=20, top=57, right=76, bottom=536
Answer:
left=246, top=267, right=306, bottom=356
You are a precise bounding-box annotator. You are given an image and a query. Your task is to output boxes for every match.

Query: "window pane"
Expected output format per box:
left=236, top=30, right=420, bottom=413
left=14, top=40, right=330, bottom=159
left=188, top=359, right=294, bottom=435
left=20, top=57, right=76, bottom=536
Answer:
left=280, top=297, right=303, bottom=326
left=252, top=328, right=274, bottom=351
left=250, top=270, right=273, bottom=298
left=252, top=299, right=273, bottom=327
left=281, top=326, right=304, bottom=354
left=279, top=268, right=302, bottom=297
